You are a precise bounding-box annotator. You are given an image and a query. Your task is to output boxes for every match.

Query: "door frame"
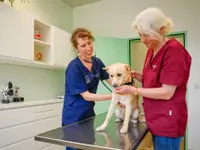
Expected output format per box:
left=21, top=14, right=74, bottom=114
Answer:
left=128, top=31, right=186, bottom=66
left=128, top=31, right=188, bottom=150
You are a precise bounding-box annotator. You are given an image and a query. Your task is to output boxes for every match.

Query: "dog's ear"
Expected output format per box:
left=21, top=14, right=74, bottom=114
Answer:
left=125, top=64, right=131, bottom=72
left=103, top=67, right=109, bottom=71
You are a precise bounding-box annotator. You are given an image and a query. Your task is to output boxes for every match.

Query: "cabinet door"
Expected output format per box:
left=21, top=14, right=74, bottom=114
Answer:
left=0, top=3, right=34, bottom=61
left=52, top=27, right=76, bottom=67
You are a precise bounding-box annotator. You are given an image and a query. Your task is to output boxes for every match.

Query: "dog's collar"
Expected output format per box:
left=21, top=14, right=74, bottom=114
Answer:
left=123, top=78, right=135, bottom=86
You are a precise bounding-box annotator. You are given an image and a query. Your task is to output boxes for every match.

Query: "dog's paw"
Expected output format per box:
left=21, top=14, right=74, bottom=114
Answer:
left=120, top=126, right=128, bottom=134
left=139, top=116, right=146, bottom=123
left=96, top=125, right=106, bottom=132
left=131, top=119, right=138, bottom=124
left=115, top=118, right=123, bottom=123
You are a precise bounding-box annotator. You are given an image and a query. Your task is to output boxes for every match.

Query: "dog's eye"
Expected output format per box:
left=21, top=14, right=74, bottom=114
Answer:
left=117, top=74, right=122, bottom=77
left=110, top=75, right=113, bottom=78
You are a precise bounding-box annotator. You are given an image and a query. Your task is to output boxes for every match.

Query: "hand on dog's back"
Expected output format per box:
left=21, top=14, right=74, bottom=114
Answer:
left=131, top=71, right=143, bottom=82
left=131, top=70, right=141, bottom=77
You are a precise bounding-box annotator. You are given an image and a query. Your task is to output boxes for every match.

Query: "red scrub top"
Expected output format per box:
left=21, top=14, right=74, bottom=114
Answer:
left=142, top=38, right=191, bottom=137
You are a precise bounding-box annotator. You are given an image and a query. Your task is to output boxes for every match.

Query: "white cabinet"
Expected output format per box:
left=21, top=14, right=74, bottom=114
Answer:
left=52, top=27, right=75, bottom=67
left=0, top=100, right=65, bottom=150
left=0, top=3, right=34, bottom=61
left=0, top=3, right=75, bottom=69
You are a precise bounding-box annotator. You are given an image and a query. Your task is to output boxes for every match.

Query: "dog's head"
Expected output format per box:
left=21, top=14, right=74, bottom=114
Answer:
left=104, top=63, right=132, bottom=87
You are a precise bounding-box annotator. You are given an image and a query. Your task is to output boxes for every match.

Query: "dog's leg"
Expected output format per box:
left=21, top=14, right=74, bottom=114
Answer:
left=96, top=93, right=118, bottom=132
left=115, top=107, right=123, bottom=123
left=96, top=131, right=113, bottom=147
left=120, top=132, right=132, bottom=150
left=120, top=105, right=132, bottom=134
left=138, top=113, right=146, bottom=123
left=131, top=108, right=139, bottom=124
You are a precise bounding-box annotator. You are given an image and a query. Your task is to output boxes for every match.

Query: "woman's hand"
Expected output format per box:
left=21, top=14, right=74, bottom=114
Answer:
left=131, top=70, right=143, bottom=83
left=115, top=86, right=137, bottom=108
left=114, top=85, right=136, bottom=95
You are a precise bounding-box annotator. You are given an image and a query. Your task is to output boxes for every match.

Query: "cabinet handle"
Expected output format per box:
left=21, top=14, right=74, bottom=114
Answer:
left=34, top=109, right=54, bottom=114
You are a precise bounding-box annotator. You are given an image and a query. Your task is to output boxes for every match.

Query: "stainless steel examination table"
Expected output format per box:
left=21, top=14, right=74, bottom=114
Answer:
left=35, top=112, right=148, bottom=150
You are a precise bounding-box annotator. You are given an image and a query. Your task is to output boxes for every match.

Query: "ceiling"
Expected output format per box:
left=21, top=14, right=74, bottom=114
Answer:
left=62, top=0, right=104, bottom=7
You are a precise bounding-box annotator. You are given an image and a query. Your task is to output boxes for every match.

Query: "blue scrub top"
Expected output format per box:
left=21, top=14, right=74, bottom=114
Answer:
left=62, top=56, right=109, bottom=126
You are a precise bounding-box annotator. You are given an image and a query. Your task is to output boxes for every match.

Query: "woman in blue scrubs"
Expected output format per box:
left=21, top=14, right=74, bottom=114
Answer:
left=62, top=28, right=112, bottom=150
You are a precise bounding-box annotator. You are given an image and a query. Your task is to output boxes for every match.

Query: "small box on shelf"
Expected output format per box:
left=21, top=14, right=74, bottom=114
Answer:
left=34, top=44, right=53, bottom=64
left=34, top=19, right=51, bottom=45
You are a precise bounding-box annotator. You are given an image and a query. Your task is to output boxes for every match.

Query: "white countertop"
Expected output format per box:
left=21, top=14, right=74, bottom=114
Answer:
left=0, top=99, right=64, bottom=111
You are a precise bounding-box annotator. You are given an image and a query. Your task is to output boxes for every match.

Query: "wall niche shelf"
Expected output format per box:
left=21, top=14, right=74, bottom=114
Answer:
left=34, top=39, right=51, bottom=47
left=33, top=19, right=53, bottom=65
left=34, top=19, right=51, bottom=44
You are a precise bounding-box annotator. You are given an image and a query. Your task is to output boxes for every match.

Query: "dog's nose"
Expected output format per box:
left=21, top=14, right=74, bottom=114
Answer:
left=112, top=84, right=118, bottom=88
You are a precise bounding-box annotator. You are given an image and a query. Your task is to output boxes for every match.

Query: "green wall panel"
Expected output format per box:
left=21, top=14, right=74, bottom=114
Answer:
left=93, top=36, right=128, bottom=115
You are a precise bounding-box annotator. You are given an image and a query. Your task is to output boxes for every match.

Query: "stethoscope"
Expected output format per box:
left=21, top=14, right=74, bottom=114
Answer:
left=75, top=42, right=112, bottom=92
left=93, top=43, right=112, bottom=92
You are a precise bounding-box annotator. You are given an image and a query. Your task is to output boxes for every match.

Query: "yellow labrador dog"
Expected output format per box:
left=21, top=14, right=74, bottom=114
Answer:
left=96, top=63, right=140, bottom=134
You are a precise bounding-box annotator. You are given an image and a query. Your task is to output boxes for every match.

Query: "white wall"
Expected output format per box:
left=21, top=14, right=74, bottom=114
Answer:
left=0, top=0, right=72, bottom=101
left=73, top=0, right=200, bottom=149
left=0, top=64, right=65, bottom=101
left=4, top=0, right=73, bottom=32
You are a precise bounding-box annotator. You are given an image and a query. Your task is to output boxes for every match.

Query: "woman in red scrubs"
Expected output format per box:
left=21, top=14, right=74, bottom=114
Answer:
left=115, top=8, right=192, bottom=150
